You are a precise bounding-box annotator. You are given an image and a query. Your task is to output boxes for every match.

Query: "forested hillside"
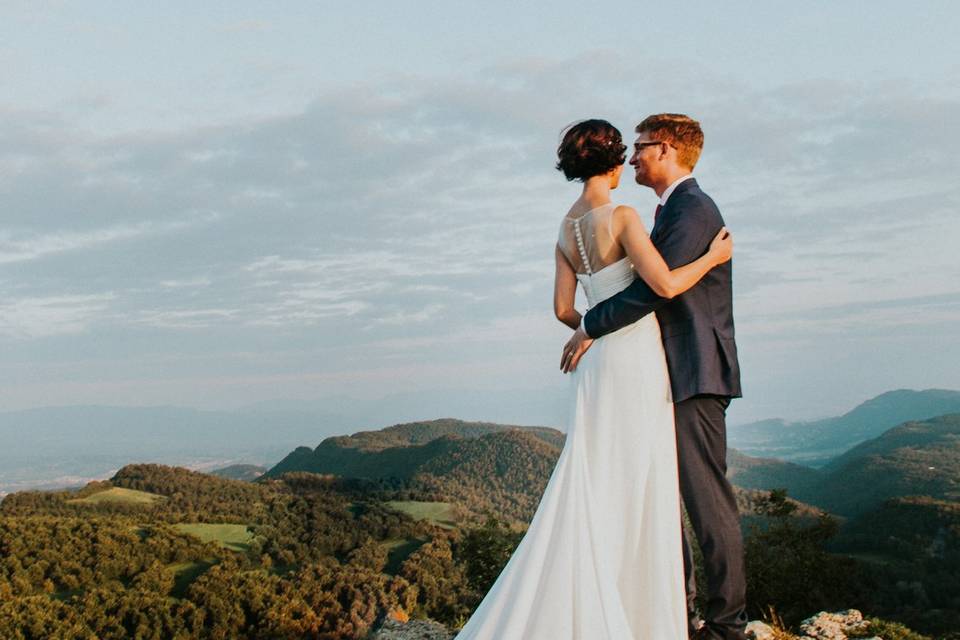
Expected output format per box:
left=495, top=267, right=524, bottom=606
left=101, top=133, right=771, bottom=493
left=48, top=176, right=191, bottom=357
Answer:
left=3, top=412, right=960, bottom=638
left=266, top=419, right=821, bottom=526
left=267, top=420, right=566, bottom=524
left=804, top=414, right=960, bottom=516
left=0, top=464, right=467, bottom=639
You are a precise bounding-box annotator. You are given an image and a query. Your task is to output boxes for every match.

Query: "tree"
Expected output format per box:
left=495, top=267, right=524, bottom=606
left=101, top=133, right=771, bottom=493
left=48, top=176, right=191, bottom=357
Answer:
left=744, top=489, right=873, bottom=625
left=458, top=516, right=524, bottom=594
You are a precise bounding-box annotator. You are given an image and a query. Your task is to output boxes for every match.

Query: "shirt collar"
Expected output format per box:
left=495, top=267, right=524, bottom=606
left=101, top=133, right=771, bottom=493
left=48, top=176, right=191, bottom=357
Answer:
left=659, top=174, right=693, bottom=206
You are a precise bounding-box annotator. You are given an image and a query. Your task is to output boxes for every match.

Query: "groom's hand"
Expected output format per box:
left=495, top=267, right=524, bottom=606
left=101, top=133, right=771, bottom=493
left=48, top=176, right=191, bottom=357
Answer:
left=561, top=328, right=594, bottom=373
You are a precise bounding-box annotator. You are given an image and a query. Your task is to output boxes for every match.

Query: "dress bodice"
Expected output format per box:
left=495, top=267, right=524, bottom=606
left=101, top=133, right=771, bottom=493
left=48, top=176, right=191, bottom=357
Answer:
left=576, top=257, right=636, bottom=308
left=558, top=203, right=637, bottom=308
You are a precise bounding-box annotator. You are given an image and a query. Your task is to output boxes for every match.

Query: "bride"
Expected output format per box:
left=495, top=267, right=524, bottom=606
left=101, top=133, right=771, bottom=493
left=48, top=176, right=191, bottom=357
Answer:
left=453, top=119, right=732, bottom=640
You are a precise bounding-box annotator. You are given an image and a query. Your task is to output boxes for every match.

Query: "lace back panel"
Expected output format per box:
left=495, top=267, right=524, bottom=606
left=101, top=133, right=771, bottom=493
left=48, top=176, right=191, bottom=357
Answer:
left=557, top=203, right=637, bottom=308
left=557, top=203, right=621, bottom=275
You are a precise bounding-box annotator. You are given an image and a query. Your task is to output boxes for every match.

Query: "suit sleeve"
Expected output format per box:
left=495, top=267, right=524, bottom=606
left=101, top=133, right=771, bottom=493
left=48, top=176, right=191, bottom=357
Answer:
left=583, top=196, right=719, bottom=338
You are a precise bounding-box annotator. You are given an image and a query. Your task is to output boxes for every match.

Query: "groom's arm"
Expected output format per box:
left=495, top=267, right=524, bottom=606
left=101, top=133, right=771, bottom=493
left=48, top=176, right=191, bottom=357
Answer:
left=583, top=197, right=718, bottom=339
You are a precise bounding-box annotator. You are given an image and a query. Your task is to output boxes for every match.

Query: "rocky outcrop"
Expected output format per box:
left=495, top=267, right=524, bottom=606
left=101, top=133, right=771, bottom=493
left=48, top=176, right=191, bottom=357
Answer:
left=369, top=617, right=454, bottom=640
left=798, top=610, right=874, bottom=640
left=374, top=609, right=891, bottom=639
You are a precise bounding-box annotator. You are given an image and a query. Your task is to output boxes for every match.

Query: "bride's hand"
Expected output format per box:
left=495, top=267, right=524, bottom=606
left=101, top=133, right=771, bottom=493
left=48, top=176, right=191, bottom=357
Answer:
left=708, top=227, right=733, bottom=265
left=561, top=327, right=594, bottom=373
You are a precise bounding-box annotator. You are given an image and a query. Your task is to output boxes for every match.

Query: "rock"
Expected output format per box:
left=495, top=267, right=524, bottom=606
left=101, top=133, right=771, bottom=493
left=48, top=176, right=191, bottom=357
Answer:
left=745, top=620, right=777, bottom=640
left=370, top=617, right=455, bottom=640
left=798, top=609, right=871, bottom=640
left=746, top=620, right=777, bottom=640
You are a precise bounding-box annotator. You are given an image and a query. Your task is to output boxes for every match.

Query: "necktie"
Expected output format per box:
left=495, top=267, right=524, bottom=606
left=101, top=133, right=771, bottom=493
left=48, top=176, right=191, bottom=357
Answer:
left=654, top=204, right=663, bottom=224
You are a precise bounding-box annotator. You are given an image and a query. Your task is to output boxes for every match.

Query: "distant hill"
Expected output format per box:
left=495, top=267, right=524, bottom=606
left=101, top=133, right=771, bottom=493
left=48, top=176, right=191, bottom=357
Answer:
left=800, top=413, right=960, bottom=516
left=265, top=418, right=563, bottom=479
left=266, top=419, right=565, bottom=523
left=209, top=464, right=267, bottom=481
left=414, top=428, right=565, bottom=523
left=726, top=449, right=823, bottom=497
left=267, top=418, right=826, bottom=525
left=308, top=417, right=563, bottom=451
left=729, top=389, right=960, bottom=467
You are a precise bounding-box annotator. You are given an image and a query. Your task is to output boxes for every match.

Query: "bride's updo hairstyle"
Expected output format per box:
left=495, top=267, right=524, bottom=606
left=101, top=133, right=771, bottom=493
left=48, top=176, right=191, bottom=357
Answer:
left=555, top=119, right=627, bottom=182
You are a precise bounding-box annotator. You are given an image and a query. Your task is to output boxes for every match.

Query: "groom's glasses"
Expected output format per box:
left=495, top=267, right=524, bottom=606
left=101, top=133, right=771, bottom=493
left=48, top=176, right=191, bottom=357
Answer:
left=636, top=141, right=677, bottom=150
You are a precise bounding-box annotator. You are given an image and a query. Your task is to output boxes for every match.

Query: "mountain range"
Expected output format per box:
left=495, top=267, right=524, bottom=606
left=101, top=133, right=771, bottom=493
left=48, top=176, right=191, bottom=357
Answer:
left=810, top=413, right=960, bottom=516
left=728, top=388, right=960, bottom=466
left=263, top=417, right=822, bottom=525
left=730, top=412, right=960, bottom=517
left=4, top=388, right=960, bottom=507
left=266, top=407, right=960, bottom=522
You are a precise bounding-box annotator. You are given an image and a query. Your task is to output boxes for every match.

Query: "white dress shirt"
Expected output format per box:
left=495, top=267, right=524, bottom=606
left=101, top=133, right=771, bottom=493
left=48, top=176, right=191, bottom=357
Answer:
left=658, top=174, right=693, bottom=207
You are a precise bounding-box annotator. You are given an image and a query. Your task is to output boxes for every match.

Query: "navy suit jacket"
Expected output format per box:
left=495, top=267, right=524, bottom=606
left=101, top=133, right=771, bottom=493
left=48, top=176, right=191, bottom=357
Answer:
left=583, top=178, right=742, bottom=402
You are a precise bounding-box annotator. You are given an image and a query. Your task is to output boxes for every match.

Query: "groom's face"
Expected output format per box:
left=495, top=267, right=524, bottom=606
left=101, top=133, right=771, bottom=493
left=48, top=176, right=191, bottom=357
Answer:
left=629, top=132, right=662, bottom=188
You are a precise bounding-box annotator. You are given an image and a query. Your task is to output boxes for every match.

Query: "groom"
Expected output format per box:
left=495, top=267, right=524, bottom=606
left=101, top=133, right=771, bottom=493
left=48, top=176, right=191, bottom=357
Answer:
left=561, top=114, right=747, bottom=640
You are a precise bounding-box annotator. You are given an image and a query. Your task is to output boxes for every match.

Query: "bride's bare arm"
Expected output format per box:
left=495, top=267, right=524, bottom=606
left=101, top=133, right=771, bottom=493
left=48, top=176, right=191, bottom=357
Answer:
left=613, top=205, right=731, bottom=299
left=554, top=245, right=582, bottom=331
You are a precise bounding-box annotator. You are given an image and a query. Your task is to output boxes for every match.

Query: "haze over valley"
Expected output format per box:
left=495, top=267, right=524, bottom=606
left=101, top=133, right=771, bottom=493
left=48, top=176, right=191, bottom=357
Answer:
left=4, top=388, right=959, bottom=501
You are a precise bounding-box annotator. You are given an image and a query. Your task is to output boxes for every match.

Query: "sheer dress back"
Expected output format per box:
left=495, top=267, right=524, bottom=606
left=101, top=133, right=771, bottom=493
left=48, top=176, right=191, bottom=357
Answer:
left=557, top=203, right=637, bottom=308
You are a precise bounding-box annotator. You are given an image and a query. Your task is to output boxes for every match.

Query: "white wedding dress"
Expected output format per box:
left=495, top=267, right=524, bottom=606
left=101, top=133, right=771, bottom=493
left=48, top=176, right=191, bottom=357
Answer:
left=454, top=204, right=687, bottom=640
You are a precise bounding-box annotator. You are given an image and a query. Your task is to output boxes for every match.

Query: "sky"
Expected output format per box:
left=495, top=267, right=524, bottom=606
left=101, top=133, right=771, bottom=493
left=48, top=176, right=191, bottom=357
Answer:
left=1, top=1, right=959, bottom=426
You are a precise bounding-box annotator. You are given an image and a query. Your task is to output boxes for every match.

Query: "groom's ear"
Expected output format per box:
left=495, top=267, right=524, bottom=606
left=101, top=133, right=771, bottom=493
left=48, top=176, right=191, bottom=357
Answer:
left=658, top=142, right=673, bottom=162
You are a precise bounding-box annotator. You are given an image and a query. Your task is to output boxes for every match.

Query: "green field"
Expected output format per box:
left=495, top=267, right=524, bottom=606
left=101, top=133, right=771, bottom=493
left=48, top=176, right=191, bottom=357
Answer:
left=174, top=523, right=256, bottom=552
left=67, top=487, right=166, bottom=505
left=385, top=500, right=457, bottom=529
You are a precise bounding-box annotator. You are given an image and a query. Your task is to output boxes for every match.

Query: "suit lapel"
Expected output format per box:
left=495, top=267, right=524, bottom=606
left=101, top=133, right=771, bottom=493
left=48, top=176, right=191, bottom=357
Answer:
left=651, top=178, right=698, bottom=242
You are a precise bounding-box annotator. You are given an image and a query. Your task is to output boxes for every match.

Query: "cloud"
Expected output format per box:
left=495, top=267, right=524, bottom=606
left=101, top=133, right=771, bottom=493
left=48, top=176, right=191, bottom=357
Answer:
left=4, top=62, right=958, bottom=337
left=1, top=51, right=958, bottom=423
left=0, top=294, right=114, bottom=339
left=159, top=276, right=212, bottom=289
left=135, top=307, right=241, bottom=330
left=366, top=304, right=446, bottom=328
left=0, top=214, right=219, bottom=265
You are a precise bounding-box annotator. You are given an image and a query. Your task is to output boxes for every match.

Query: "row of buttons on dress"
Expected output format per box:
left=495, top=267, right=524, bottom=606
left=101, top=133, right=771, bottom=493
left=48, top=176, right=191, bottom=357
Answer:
left=571, top=218, right=593, bottom=276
